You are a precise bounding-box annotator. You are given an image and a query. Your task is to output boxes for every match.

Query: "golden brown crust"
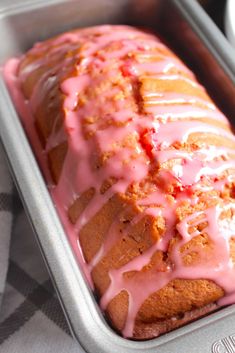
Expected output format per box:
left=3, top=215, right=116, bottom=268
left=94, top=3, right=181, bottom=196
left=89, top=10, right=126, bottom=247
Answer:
left=133, top=302, right=219, bottom=339
left=48, top=142, right=68, bottom=184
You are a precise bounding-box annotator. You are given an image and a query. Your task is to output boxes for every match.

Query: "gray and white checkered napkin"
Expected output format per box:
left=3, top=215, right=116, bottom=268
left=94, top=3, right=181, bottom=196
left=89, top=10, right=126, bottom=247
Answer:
left=0, top=144, right=12, bottom=308
left=0, top=145, right=81, bottom=352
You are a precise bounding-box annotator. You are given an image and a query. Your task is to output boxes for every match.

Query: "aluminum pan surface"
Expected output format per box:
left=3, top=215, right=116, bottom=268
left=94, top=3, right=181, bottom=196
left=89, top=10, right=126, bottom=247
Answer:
left=0, top=0, right=235, bottom=352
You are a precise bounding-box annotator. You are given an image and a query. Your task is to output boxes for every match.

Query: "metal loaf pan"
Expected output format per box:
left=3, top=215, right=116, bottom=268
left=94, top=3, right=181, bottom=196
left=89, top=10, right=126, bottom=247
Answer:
left=0, top=0, right=235, bottom=352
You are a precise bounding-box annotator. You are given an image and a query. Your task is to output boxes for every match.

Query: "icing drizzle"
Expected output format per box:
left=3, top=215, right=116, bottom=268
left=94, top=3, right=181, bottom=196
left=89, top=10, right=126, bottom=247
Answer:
left=4, top=25, right=235, bottom=338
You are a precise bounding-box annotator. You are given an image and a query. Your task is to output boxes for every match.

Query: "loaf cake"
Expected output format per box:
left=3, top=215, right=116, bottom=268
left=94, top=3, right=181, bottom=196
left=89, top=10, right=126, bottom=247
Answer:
left=4, top=25, right=235, bottom=339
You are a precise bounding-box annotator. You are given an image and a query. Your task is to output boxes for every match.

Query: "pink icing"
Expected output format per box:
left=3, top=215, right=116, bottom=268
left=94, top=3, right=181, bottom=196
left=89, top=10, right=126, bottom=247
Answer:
left=3, top=25, right=235, bottom=338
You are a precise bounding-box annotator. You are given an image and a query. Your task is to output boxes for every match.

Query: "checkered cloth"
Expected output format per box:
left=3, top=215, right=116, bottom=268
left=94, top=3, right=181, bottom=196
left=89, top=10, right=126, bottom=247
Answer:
left=0, top=144, right=82, bottom=352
